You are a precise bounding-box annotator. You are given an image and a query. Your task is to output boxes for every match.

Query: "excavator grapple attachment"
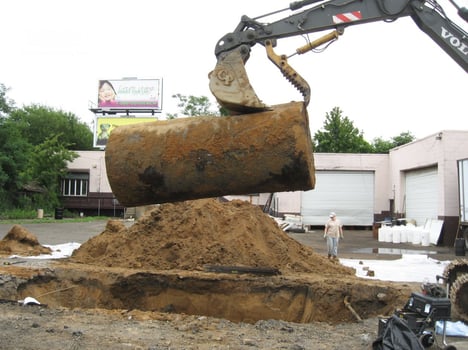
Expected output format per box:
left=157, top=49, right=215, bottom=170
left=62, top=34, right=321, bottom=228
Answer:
left=105, top=102, right=315, bottom=207
left=209, top=48, right=270, bottom=114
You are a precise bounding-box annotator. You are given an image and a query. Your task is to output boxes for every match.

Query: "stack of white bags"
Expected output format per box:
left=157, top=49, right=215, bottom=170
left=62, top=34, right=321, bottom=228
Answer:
left=378, top=219, right=444, bottom=246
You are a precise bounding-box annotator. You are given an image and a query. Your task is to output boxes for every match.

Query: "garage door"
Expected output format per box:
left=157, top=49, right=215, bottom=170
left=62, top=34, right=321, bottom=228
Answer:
left=405, top=167, right=438, bottom=226
left=301, top=171, right=374, bottom=226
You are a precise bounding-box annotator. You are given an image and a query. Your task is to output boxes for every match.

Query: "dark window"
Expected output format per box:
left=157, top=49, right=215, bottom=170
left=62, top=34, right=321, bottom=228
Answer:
left=61, top=172, right=89, bottom=197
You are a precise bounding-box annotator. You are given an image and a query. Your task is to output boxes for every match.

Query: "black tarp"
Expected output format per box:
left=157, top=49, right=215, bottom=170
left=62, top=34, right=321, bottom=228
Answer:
left=373, top=315, right=425, bottom=350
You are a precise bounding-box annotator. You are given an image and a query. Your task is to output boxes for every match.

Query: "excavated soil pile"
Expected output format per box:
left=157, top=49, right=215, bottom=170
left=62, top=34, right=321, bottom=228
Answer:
left=0, top=224, right=51, bottom=256
left=71, top=198, right=354, bottom=275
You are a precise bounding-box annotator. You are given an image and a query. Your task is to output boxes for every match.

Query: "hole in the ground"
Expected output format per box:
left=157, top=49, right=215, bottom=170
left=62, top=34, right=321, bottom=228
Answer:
left=13, top=265, right=407, bottom=324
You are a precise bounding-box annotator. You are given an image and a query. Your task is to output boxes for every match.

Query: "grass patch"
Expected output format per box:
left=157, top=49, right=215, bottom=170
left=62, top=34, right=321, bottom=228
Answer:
left=0, top=216, right=110, bottom=225
left=0, top=208, right=111, bottom=224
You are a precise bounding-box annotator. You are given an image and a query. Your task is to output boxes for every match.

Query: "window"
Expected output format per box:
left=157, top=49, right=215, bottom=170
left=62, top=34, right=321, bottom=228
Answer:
left=61, top=172, right=89, bottom=197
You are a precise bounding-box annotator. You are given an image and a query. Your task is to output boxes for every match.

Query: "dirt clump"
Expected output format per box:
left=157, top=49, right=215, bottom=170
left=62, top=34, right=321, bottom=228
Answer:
left=71, top=198, right=354, bottom=276
left=0, top=225, right=51, bottom=256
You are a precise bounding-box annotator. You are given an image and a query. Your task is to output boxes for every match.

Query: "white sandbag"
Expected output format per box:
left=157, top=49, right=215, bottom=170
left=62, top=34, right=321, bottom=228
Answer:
left=412, top=228, right=422, bottom=245
left=392, top=227, right=401, bottom=244
left=421, top=230, right=430, bottom=246
left=399, top=228, right=408, bottom=243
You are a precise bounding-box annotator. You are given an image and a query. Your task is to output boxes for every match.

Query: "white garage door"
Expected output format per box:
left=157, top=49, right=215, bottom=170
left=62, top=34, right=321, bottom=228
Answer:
left=301, top=171, right=374, bottom=226
left=405, top=167, right=438, bottom=226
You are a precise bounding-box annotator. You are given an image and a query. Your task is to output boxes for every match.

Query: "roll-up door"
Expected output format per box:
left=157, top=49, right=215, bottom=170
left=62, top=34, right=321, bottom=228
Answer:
left=301, top=171, right=374, bottom=226
left=405, top=167, right=438, bottom=226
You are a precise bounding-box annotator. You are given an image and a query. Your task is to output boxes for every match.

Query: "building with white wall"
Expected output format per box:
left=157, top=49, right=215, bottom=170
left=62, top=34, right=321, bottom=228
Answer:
left=228, top=131, right=468, bottom=246
left=388, top=130, right=468, bottom=245
left=61, top=151, right=123, bottom=216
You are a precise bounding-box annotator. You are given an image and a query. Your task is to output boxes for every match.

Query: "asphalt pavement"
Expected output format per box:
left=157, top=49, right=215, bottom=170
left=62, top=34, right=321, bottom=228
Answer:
left=289, top=228, right=462, bottom=262
left=0, top=220, right=110, bottom=245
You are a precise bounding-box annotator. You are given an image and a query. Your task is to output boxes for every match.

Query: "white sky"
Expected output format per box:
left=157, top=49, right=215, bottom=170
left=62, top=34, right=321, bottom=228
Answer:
left=1, top=0, right=467, bottom=141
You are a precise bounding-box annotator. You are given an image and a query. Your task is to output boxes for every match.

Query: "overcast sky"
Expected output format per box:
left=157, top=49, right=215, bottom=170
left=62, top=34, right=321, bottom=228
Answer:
left=1, top=0, right=467, bottom=141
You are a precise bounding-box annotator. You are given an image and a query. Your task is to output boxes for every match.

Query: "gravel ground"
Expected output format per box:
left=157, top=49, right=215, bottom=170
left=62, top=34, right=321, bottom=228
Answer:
left=0, top=220, right=466, bottom=350
left=0, top=299, right=381, bottom=350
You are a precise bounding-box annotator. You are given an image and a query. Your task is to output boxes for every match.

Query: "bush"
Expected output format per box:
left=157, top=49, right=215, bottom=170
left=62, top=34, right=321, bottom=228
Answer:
left=0, top=208, right=38, bottom=220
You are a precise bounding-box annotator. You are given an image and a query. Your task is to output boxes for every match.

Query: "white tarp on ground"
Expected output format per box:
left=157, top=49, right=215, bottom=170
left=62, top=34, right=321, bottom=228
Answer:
left=340, top=254, right=449, bottom=283
left=9, top=242, right=80, bottom=260
left=436, top=321, right=468, bottom=337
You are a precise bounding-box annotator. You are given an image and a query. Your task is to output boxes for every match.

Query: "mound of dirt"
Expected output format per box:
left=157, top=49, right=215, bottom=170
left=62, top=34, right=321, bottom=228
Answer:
left=0, top=225, right=52, bottom=256
left=71, top=198, right=354, bottom=275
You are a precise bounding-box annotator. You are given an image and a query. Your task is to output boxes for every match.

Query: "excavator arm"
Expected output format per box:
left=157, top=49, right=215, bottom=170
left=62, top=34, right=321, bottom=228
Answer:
left=209, top=0, right=468, bottom=114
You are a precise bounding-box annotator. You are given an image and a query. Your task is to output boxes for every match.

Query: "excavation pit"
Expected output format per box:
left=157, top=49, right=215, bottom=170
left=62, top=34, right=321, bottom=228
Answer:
left=0, top=199, right=413, bottom=324
left=4, top=263, right=411, bottom=324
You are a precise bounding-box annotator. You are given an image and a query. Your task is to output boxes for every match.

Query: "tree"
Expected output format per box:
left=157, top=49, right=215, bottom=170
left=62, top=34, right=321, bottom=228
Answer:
left=166, top=94, right=224, bottom=119
left=313, top=107, right=372, bottom=153
left=8, top=105, right=88, bottom=208
left=0, top=83, right=15, bottom=118
left=0, top=119, right=32, bottom=210
left=9, top=105, right=93, bottom=150
left=371, top=137, right=394, bottom=153
left=21, top=134, right=77, bottom=208
left=0, top=85, right=29, bottom=209
left=392, top=131, right=415, bottom=147
left=0, top=91, right=91, bottom=210
left=371, top=131, right=416, bottom=153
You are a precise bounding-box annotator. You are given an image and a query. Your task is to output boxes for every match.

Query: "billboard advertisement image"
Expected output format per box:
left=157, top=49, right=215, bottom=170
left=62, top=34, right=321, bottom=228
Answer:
left=94, top=116, right=157, bottom=147
left=98, top=78, right=162, bottom=110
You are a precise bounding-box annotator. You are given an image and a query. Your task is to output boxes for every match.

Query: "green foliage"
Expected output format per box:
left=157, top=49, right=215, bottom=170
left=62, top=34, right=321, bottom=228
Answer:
left=0, top=120, right=32, bottom=209
left=166, top=94, right=221, bottom=119
left=22, top=134, right=78, bottom=208
left=9, top=105, right=93, bottom=150
left=0, top=210, right=108, bottom=222
left=0, top=83, right=15, bottom=118
left=391, top=131, right=415, bottom=147
left=0, top=89, right=31, bottom=210
left=0, top=87, right=87, bottom=211
left=0, top=208, right=38, bottom=220
left=371, top=131, right=416, bottom=153
left=371, top=137, right=394, bottom=153
left=313, top=107, right=415, bottom=153
left=313, top=107, right=373, bottom=153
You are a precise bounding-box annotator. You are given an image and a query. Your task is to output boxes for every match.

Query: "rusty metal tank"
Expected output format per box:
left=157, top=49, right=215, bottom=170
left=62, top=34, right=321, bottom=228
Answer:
left=105, top=102, right=315, bottom=206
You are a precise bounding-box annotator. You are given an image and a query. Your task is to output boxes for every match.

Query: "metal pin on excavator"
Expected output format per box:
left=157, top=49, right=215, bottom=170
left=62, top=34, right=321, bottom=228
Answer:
left=106, top=0, right=467, bottom=207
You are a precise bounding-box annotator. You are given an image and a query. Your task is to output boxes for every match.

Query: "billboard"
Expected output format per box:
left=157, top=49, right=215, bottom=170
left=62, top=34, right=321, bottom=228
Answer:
left=97, top=78, right=162, bottom=110
left=94, top=116, right=157, bottom=148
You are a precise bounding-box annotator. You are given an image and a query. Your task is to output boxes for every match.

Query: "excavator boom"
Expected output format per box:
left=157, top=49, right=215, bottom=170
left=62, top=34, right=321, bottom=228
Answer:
left=210, top=0, right=468, bottom=114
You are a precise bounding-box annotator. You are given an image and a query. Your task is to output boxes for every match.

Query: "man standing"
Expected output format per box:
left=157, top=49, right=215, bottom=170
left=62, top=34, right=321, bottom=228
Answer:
left=324, top=212, right=344, bottom=259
